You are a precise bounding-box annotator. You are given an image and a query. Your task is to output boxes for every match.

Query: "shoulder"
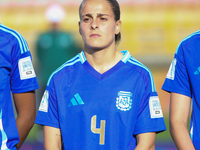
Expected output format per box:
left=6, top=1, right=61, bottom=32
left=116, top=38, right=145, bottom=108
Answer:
left=47, top=54, right=81, bottom=86
left=182, top=30, right=200, bottom=43
left=176, top=30, right=200, bottom=54
left=125, top=52, right=156, bottom=92
left=126, top=55, right=152, bottom=77
left=0, top=24, right=25, bottom=43
left=0, top=24, right=28, bottom=54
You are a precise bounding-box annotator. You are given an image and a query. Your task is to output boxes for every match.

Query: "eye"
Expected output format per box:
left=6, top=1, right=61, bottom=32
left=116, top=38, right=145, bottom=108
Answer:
left=83, top=18, right=91, bottom=23
left=100, top=17, right=107, bottom=21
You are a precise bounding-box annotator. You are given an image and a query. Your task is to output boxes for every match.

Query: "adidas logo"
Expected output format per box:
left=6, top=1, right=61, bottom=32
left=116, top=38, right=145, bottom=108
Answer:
left=68, top=93, right=84, bottom=107
left=194, top=66, right=200, bottom=75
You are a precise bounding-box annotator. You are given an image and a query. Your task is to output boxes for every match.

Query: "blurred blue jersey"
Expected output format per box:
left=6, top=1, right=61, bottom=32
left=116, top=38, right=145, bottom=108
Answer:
left=36, top=50, right=166, bottom=150
left=0, top=23, right=39, bottom=150
left=162, top=30, right=200, bottom=149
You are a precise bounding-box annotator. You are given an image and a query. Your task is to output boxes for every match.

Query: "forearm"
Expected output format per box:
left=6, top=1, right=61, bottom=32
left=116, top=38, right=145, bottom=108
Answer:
left=169, top=93, right=195, bottom=150
left=135, top=132, right=156, bottom=150
left=15, top=113, right=36, bottom=149
left=44, top=126, right=62, bottom=150
left=170, top=122, right=195, bottom=150
left=13, top=91, right=36, bottom=149
left=44, top=144, right=62, bottom=150
left=135, top=143, right=155, bottom=150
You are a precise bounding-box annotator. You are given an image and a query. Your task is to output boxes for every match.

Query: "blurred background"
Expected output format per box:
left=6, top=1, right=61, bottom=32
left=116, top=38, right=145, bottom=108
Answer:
left=1, top=0, right=200, bottom=149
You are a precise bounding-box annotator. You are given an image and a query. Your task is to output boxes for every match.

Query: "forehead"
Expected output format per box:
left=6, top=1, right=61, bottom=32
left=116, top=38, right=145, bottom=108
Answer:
left=80, top=0, right=113, bottom=16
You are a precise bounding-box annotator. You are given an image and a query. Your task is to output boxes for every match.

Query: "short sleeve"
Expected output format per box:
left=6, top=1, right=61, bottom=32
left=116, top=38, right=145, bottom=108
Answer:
left=9, top=31, right=39, bottom=93
left=162, top=43, right=191, bottom=97
left=134, top=71, right=166, bottom=135
left=35, top=77, right=60, bottom=129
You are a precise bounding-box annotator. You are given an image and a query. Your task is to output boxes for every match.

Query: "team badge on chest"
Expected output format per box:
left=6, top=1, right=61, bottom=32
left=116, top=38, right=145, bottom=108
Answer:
left=116, top=91, right=133, bottom=111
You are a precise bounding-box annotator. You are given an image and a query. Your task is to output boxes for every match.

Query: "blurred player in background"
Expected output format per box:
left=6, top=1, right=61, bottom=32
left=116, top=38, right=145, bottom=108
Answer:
left=0, top=23, right=39, bottom=149
left=162, top=31, right=200, bottom=149
left=35, top=0, right=166, bottom=149
left=35, top=4, right=81, bottom=100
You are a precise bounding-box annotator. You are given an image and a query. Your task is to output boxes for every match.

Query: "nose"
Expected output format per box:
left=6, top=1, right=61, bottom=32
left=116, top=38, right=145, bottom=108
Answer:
left=90, top=19, right=98, bottom=30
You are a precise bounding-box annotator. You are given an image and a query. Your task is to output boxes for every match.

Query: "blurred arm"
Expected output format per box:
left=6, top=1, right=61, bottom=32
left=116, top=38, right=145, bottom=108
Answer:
left=13, top=91, right=36, bottom=149
left=135, top=132, right=156, bottom=150
left=169, top=92, right=195, bottom=150
left=44, top=126, right=62, bottom=150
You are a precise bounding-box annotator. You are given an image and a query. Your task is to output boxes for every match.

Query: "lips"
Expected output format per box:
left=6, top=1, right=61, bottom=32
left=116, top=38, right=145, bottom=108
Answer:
left=90, top=34, right=100, bottom=37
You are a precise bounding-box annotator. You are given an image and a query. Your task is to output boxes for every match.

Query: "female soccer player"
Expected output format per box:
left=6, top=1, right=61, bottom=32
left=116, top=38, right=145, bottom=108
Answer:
left=162, top=30, right=200, bottom=149
left=35, top=0, right=166, bottom=149
left=0, top=23, right=39, bottom=149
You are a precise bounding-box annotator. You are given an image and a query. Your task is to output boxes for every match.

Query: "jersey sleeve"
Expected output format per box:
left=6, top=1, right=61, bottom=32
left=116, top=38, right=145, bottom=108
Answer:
left=133, top=71, right=166, bottom=135
left=35, top=77, right=60, bottom=128
left=10, top=33, right=39, bottom=93
left=162, top=43, right=191, bottom=97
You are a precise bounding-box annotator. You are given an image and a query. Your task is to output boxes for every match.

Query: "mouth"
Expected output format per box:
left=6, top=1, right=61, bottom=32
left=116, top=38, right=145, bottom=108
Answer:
left=90, top=34, right=101, bottom=38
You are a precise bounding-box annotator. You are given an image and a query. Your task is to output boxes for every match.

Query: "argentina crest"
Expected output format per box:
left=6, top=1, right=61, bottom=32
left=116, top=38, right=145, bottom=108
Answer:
left=116, top=91, right=133, bottom=111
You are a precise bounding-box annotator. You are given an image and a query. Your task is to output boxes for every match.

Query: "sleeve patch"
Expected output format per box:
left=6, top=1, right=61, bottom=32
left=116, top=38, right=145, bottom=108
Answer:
left=166, top=58, right=176, bottom=80
left=149, top=96, right=163, bottom=118
left=18, top=56, right=36, bottom=80
left=39, top=90, right=49, bottom=112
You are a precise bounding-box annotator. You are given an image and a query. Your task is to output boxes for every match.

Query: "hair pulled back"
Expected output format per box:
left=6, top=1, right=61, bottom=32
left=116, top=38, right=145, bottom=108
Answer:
left=79, top=0, right=121, bottom=45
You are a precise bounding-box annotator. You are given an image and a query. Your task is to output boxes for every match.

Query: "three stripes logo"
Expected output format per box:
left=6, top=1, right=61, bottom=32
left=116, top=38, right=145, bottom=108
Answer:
left=68, top=93, right=84, bottom=107
left=194, top=66, right=200, bottom=75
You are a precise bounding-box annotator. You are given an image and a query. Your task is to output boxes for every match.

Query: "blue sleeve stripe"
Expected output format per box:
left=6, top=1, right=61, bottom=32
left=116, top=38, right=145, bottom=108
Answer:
left=128, top=58, right=156, bottom=92
left=175, top=30, right=200, bottom=54
left=0, top=24, right=29, bottom=54
left=47, top=55, right=80, bottom=86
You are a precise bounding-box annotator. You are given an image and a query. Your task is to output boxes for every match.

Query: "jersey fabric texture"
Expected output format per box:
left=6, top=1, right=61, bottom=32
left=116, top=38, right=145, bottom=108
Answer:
left=162, top=30, right=200, bottom=149
left=0, top=23, right=39, bottom=150
left=35, top=50, right=166, bottom=150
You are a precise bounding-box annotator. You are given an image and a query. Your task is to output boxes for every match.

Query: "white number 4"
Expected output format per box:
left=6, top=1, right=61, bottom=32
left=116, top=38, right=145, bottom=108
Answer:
left=91, top=115, right=106, bottom=145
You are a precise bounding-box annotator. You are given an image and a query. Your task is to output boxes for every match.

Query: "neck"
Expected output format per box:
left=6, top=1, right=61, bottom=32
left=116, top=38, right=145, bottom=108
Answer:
left=84, top=46, right=123, bottom=74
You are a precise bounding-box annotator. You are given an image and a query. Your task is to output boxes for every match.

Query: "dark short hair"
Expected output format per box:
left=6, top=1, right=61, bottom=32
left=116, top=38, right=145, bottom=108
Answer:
left=79, top=0, right=121, bottom=45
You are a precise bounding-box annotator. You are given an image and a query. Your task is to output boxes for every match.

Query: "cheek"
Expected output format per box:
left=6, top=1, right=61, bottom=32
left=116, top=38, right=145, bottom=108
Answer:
left=79, top=28, right=86, bottom=39
left=80, top=25, right=88, bottom=36
left=79, top=26, right=88, bottom=43
left=104, top=24, right=116, bottom=37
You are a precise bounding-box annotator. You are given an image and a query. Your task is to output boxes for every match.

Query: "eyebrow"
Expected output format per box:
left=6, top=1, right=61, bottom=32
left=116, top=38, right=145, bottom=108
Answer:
left=81, top=13, right=110, bottom=18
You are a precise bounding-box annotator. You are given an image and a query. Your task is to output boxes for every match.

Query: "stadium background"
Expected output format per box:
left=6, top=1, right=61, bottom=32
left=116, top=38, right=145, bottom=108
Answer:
left=1, top=0, right=200, bottom=149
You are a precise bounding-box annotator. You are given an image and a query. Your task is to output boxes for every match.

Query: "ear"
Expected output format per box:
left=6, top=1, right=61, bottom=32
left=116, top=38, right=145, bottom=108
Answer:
left=115, top=20, right=121, bottom=35
left=78, top=21, right=82, bottom=35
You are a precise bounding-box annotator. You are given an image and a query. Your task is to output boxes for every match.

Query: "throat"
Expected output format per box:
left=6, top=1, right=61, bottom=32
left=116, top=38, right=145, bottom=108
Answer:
left=86, top=50, right=123, bottom=74
left=95, top=64, right=114, bottom=74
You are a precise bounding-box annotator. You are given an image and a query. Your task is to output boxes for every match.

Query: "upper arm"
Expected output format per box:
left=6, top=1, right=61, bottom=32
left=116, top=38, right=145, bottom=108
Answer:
left=44, top=126, right=62, bottom=150
left=135, top=132, right=156, bottom=150
left=170, top=92, right=191, bottom=126
left=13, top=91, right=36, bottom=119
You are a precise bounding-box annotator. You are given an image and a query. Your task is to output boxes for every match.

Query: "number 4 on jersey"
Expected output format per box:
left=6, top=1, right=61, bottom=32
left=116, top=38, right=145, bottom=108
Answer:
left=91, top=115, right=106, bottom=145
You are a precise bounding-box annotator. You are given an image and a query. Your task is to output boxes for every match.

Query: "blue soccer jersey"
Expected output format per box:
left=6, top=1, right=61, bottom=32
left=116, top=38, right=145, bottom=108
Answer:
left=0, top=23, right=39, bottom=150
left=36, top=50, right=166, bottom=149
left=162, top=30, right=200, bottom=149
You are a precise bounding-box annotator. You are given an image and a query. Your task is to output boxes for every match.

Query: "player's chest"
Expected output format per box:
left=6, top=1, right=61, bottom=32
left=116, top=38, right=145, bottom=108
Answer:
left=56, top=77, right=144, bottom=116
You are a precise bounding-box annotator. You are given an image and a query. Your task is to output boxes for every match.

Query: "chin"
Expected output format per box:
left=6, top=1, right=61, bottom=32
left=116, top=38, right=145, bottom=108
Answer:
left=90, top=47, right=104, bottom=52
left=86, top=44, right=105, bottom=51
